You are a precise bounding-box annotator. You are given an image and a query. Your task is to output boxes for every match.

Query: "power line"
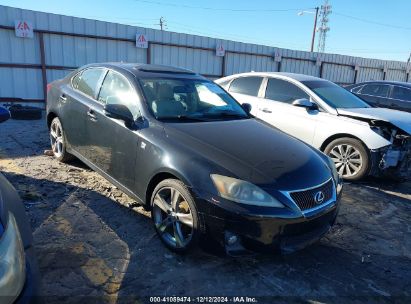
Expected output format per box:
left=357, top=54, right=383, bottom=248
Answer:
left=166, top=20, right=308, bottom=49
left=334, top=12, right=411, bottom=30
left=133, top=0, right=311, bottom=12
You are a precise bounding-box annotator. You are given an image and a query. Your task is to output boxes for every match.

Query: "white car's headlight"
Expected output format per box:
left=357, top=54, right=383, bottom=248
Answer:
left=210, top=174, right=285, bottom=207
left=0, top=212, right=26, bottom=301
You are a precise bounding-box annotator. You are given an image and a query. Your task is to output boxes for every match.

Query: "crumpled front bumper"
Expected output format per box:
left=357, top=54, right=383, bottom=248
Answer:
left=372, top=140, right=411, bottom=180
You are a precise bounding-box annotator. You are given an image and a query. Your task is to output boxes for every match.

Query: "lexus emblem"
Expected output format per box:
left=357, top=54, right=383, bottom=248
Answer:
left=314, top=191, right=325, bottom=204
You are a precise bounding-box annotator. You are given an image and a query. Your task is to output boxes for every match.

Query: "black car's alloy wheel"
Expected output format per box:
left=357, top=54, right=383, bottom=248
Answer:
left=151, top=179, right=199, bottom=253
left=49, top=117, right=73, bottom=163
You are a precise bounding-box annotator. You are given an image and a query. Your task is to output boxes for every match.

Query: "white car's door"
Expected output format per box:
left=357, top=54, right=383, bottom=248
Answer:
left=226, top=76, right=264, bottom=115
left=257, top=77, right=319, bottom=145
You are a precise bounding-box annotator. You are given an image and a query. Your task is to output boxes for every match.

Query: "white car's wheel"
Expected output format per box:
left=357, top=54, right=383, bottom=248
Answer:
left=324, top=137, right=370, bottom=181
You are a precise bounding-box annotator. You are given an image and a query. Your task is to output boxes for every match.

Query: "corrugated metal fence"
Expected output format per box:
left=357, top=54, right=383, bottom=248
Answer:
left=1, top=5, right=410, bottom=109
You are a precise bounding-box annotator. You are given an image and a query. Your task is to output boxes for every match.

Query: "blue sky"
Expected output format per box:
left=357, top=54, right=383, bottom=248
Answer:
left=1, top=0, right=410, bottom=62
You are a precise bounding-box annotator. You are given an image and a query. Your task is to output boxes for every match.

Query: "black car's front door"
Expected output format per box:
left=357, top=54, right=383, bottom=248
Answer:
left=85, top=70, right=142, bottom=192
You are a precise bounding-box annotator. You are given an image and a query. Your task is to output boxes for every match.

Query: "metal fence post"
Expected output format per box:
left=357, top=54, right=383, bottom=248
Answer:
left=147, top=42, right=151, bottom=64
left=319, top=62, right=324, bottom=78
left=39, top=32, right=47, bottom=109
left=221, top=53, right=226, bottom=77
left=353, top=67, right=358, bottom=84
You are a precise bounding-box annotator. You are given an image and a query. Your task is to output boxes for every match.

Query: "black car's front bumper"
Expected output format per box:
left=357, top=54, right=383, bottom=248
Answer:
left=196, top=189, right=342, bottom=255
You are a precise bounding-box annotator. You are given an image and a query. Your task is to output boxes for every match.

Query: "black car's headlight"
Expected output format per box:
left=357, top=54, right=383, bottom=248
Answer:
left=210, top=174, right=285, bottom=207
left=0, top=212, right=26, bottom=301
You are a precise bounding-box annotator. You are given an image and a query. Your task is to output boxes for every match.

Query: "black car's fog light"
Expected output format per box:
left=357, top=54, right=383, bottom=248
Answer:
left=226, top=234, right=238, bottom=246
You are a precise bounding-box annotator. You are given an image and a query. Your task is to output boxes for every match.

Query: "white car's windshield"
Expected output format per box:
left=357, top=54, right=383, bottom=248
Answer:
left=303, top=80, right=371, bottom=109
left=140, top=78, right=248, bottom=121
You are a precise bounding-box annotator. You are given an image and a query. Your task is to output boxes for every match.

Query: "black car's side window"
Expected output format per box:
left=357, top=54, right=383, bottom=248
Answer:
left=76, top=68, right=106, bottom=99
left=360, top=84, right=389, bottom=97
left=98, top=71, right=141, bottom=119
left=265, top=78, right=309, bottom=104
left=228, top=77, right=263, bottom=97
left=391, top=86, right=411, bottom=102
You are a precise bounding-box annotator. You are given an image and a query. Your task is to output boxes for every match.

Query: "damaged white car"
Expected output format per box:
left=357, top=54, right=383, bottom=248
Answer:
left=216, top=72, right=411, bottom=181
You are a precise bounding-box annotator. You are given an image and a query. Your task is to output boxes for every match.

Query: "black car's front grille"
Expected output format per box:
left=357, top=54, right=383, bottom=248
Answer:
left=289, top=179, right=334, bottom=211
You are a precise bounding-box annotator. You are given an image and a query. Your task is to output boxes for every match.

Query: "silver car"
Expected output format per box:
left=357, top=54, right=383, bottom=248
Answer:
left=216, top=72, right=411, bottom=181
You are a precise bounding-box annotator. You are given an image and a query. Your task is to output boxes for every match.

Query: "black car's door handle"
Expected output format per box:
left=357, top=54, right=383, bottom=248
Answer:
left=261, top=108, right=272, bottom=113
left=87, top=109, right=97, bottom=121
left=59, top=94, right=67, bottom=102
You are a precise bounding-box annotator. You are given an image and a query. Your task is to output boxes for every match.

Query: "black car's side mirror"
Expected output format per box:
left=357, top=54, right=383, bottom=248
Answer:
left=241, top=103, right=252, bottom=114
left=292, top=98, right=318, bottom=110
left=104, top=104, right=134, bottom=125
left=0, top=106, right=10, bottom=123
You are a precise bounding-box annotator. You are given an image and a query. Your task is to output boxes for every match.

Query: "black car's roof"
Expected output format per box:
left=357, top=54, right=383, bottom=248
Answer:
left=350, top=80, right=411, bottom=88
left=84, top=62, right=202, bottom=79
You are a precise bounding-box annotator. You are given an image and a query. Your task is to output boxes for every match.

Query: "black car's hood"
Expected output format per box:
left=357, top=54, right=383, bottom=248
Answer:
left=164, top=119, right=331, bottom=190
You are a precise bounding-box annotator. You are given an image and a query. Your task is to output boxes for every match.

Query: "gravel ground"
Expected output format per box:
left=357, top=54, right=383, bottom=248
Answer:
left=0, top=117, right=410, bottom=304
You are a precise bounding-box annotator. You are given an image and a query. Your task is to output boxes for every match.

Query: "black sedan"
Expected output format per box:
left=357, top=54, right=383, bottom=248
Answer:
left=346, top=81, right=411, bottom=113
left=0, top=106, right=40, bottom=303
left=46, top=63, right=343, bottom=254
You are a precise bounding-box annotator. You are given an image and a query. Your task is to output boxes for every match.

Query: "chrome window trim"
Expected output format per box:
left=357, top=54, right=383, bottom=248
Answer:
left=280, top=178, right=337, bottom=217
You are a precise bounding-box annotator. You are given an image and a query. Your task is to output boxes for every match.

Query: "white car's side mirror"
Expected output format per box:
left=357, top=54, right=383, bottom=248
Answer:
left=292, top=98, right=318, bottom=110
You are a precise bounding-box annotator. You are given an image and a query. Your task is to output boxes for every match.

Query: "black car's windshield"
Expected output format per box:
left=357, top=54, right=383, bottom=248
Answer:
left=302, top=80, right=370, bottom=109
left=139, top=78, right=249, bottom=121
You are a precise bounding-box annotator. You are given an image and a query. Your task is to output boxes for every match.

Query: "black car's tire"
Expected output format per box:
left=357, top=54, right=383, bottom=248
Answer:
left=9, top=105, right=42, bottom=120
left=324, top=137, right=370, bottom=181
left=49, top=117, right=74, bottom=163
left=151, top=179, right=200, bottom=253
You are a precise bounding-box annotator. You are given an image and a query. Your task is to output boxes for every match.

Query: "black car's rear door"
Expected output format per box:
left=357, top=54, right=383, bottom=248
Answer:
left=388, top=85, right=411, bottom=112
left=61, top=68, right=107, bottom=156
left=85, top=70, right=142, bottom=192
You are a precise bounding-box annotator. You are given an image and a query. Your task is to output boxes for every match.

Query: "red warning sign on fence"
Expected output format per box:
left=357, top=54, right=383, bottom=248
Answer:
left=216, top=45, right=225, bottom=57
left=14, top=20, right=33, bottom=38
left=136, top=33, right=148, bottom=48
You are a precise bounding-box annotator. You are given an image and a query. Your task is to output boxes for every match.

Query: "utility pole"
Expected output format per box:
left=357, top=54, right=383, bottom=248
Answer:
left=317, top=0, right=332, bottom=53
left=298, top=7, right=320, bottom=52
left=311, top=7, right=319, bottom=52
left=159, top=17, right=166, bottom=31
left=408, top=52, right=411, bottom=63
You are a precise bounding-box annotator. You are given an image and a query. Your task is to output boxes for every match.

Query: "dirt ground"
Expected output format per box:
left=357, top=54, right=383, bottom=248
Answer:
left=0, top=117, right=410, bottom=304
